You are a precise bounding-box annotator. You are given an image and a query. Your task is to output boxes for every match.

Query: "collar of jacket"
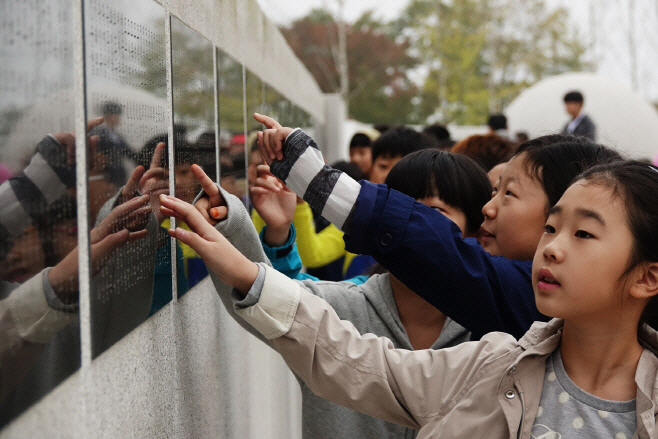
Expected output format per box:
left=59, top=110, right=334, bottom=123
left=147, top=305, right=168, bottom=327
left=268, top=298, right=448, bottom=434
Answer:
left=505, top=319, right=658, bottom=438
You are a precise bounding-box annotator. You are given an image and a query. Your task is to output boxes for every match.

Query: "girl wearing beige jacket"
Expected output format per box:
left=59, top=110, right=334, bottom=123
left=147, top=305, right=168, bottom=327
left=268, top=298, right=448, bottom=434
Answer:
left=160, top=159, right=658, bottom=438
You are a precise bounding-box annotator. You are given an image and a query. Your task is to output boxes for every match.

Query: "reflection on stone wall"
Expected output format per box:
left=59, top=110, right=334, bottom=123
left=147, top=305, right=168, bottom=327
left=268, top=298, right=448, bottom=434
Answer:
left=0, top=0, right=313, bottom=428
left=0, top=0, right=80, bottom=425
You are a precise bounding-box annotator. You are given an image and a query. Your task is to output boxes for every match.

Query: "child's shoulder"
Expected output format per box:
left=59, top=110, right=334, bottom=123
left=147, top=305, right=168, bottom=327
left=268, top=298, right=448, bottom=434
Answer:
left=297, top=274, right=388, bottom=314
left=461, top=320, right=565, bottom=369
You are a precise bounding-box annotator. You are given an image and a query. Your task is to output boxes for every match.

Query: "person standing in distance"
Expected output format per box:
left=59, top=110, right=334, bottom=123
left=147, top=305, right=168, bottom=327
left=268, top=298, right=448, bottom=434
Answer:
left=561, top=91, right=596, bottom=141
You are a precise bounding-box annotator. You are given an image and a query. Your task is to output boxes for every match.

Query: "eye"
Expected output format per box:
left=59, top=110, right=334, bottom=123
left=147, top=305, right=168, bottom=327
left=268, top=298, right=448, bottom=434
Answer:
left=544, top=224, right=555, bottom=234
left=431, top=206, right=446, bottom=213
left=575, top=230, right=594, bottom=239
left=505, top=190, right=515, bottom=197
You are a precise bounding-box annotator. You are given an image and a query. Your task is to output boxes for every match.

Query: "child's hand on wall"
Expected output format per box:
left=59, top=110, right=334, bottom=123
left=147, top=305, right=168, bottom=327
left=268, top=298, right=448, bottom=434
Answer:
left=48, top=195, right=151, bottom=300
left=251, top=164, right=296, bottom=246
left=159, top=194, right=258, bottom=295
left=138, top=142, right=169, bottom=224
left=190, top=164, right=228, bottom=225
left=253, top=113, right=293, bottom=163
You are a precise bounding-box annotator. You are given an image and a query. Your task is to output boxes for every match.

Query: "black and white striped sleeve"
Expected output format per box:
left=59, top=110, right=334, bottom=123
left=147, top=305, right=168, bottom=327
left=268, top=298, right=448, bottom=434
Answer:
left=0, top=135, right=71, bottom=260
left=269, top=129, right=361, bottom=233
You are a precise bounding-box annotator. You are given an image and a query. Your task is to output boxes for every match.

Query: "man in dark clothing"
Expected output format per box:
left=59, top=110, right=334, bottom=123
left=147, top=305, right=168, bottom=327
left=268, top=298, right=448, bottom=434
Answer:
left=92, top=101, right=136, bottom=186
left=561, top=90, right=596, bottom=141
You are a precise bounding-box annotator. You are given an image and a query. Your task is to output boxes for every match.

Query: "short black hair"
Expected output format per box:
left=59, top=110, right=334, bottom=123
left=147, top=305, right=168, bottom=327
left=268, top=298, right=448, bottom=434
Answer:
left=423, top=124, right=451, bottom=141
left=371, top=126, right=430, bottom=163
left=195, top=131, right=216, bottom=150
left=137, top=125, right=188, bottom=168
left=384, top=150, right=492, bottom=234
left=563, top=91, right=584, bottom=103
left=487, top=114, right=507, bottom=131
left=349, top=133, right=372, bottom=149
left=517, top=135, right=621, bottom=208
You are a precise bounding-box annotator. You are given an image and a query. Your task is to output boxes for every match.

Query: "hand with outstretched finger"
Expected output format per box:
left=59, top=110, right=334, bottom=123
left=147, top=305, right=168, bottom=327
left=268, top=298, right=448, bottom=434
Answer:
left=253, top=113, right=293, bottom=165
left=190, top=163, right=227, bottom=225
left=138, top=142, right=170, bottom=224
left=159, top=194, right=258, bottom=294
left=250, top=164, right=296, bottom=246
left=113, top=164, right=148, bottom=230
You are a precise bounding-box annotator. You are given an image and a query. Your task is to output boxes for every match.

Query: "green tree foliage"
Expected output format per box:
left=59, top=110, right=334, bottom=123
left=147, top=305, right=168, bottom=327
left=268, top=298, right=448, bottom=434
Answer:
left=400, top=0, right=590, bottom=124
left=281, top=9, right=422, bottom=125
left=170, top=24, right=215, bottom=132
left=216, top=52, right=245, bottom=134
left=139, top=22, right=217, bottom=133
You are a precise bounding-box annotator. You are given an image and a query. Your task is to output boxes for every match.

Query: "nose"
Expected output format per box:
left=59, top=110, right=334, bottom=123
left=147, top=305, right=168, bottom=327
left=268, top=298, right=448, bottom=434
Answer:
left=482, top=194, right=497, bottom=220
left=6, top=243, right=23, bottom=264
left=542, top=234, right=564, bottom=263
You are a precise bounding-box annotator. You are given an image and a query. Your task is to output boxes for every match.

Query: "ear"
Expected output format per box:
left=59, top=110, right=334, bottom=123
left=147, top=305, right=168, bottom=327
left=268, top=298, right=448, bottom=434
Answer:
left=629, top=263, right=658, bottom=300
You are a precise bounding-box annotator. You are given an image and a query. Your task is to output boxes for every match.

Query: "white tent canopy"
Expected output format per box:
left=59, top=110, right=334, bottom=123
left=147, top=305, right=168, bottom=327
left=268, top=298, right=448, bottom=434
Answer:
left=505, top=72, right=658, bottom=160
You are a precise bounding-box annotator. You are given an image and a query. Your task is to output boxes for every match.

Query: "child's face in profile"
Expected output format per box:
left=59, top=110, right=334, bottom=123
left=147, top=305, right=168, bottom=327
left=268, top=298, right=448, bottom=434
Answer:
left=532, top=181, right=634, bottom=322
left=480, top=155, right=548, bottom=261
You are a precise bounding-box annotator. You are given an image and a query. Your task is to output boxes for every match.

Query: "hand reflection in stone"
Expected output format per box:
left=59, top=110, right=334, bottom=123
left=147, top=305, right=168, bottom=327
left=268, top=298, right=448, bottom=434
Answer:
left=138, top=142, right=169, bottom=224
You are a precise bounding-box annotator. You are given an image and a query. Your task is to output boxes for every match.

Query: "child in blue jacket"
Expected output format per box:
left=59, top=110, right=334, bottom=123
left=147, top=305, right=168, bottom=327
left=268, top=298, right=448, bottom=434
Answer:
left=254, top=114, right=621, bottom=339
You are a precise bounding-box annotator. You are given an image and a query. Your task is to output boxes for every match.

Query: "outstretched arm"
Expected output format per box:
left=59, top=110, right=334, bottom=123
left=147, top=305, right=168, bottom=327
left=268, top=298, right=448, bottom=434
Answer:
left=187, top=165, right=282, bottom=346
left=159, top=194, right=258, bottom=295
left=254, top=113, right=545, bottom=339
left=160, top=193, right=506, bottom=430
left=254, top=113, right=360, bottom=232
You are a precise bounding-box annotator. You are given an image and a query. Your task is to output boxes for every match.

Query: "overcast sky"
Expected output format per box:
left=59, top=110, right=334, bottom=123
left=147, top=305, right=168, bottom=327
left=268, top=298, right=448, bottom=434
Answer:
left=255, top=0, right=408, bottom=24
left=255, top=0, right=658, bottom=103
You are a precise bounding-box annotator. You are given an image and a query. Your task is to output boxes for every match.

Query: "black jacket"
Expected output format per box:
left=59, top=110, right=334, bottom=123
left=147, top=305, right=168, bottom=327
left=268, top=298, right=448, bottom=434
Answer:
left=562, top=114, right=596, bottom=141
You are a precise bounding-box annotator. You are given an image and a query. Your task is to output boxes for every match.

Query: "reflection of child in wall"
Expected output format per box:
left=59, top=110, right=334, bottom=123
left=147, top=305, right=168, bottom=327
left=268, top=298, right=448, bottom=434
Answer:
left=148, top=145, right=209, bottom=316
left=0, top=127, right=155, bottom=419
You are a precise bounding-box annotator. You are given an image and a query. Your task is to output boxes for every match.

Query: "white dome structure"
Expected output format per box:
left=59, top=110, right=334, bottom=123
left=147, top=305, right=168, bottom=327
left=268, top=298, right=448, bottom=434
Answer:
left=505, top=72, right=658, bottom=160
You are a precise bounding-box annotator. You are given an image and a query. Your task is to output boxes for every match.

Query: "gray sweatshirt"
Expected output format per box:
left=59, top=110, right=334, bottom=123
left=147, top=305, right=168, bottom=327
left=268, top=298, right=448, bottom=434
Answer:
left=208, top=186, right=471, bottom=439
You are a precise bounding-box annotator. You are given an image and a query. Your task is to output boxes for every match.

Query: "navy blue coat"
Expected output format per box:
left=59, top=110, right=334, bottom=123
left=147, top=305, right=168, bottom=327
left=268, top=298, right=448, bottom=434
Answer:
left=343, top=181, right=549, bottom=340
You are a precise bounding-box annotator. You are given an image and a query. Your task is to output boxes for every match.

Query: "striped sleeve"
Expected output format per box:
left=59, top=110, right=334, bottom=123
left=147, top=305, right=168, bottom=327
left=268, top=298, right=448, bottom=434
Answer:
left=0, top=136, right=71, bottom=259
left=269, top=130, right=361, bottom=233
